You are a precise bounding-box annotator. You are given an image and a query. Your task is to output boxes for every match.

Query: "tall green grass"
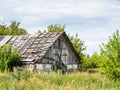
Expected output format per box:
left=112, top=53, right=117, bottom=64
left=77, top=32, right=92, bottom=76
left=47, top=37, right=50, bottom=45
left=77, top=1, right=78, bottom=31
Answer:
left=0, top=69, right=120, bottom=90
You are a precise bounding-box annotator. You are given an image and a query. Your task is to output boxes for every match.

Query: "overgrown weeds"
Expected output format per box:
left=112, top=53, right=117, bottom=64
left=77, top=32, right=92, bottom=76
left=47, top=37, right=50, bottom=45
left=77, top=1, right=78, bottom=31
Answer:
left=0, top=68, right=120, bottom=90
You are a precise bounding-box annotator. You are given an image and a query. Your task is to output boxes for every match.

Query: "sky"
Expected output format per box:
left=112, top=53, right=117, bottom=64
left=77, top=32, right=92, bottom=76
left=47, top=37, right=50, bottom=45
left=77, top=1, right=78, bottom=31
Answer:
left=0, top=0, right=120, bottom=55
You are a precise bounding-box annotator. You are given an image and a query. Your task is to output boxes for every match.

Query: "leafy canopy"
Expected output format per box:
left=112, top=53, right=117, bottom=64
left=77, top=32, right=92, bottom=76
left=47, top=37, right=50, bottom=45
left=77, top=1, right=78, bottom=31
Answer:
left=100, top=30, right=120, bottom=81
left=48, top=24, right=65, bottom=32
left=0, top=44, right=21, bottom=72
left=68, top=33, right=86, bottom=59
left=81, top=52, right=101, bottom=69
left=0, top=21, right=28, bottom=35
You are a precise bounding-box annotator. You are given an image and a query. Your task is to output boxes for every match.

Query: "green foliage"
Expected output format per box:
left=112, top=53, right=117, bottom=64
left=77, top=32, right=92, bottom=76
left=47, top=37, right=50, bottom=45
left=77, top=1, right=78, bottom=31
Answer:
left=68, top=33, right=86, bottom=60
left=0, top=24, right=8, bottom=35
left=100, top=30, right=120, bottom=81
left=36, top=24, right=65, bottom=33
left=47, top=24, right=65, bottom=32
left=0, top=44, right=20, bottom=72
left=0, top=21, right=28, bottom=35
left=0, top=70, right=120, bottom=90
left=81, top=52, right=101, bottom=69
left=43, top=29, right=47, bottom=33
left=36, top=30, right=41, bottom=34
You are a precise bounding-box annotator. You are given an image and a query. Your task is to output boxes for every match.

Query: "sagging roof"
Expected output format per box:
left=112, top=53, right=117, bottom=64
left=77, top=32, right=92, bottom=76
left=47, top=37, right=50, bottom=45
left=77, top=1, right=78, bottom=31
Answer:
left=0, top=32, right=80, bottom=64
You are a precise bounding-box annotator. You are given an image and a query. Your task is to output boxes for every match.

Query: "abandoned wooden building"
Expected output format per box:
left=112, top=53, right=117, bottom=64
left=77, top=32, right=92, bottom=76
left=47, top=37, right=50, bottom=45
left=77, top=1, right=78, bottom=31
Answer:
left=0, top=32, right=80, bottom=72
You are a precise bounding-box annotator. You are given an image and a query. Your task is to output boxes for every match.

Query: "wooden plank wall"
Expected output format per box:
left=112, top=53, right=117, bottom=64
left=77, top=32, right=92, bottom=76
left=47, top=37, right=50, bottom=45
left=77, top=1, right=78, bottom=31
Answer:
left=37, top=36, right=78, bottom=71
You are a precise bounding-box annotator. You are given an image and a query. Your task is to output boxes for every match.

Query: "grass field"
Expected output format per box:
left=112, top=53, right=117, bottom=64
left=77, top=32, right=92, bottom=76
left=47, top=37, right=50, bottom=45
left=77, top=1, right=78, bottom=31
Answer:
left=0, top=69, right=120, bottom=90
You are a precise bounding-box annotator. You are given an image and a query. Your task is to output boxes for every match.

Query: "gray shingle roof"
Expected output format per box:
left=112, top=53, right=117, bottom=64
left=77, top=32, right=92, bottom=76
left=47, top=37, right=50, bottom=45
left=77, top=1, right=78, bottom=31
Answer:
left=10, top=32, right=64, bottom=62
left=0, top=32, right=80, bottom=64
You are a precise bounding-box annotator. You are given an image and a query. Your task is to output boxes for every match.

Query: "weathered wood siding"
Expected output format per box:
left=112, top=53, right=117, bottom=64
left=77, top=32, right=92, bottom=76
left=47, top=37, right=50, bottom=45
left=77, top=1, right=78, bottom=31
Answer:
left=40, top=36, right=79, bottom=70
left=0, top=32, right=80, bottom=72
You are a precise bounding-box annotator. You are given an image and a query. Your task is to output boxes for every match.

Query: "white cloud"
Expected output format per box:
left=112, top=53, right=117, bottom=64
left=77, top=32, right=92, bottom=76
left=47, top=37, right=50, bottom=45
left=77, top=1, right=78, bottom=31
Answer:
left=1, top=0, right=120, bottom=23
left=0, top=16, right=4, bottom=20
left=0, top=0, right=120, bottom=54
left=11, top=0, right=108, bottom=18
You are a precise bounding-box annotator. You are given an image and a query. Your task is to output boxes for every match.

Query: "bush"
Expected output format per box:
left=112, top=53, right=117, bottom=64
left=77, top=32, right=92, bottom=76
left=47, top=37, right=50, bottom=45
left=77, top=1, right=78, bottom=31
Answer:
left=0, top=44, right=20, bottom=72
left=100, top=30, right=120, bottom=81
left=81, top=53, right=101, bottom=70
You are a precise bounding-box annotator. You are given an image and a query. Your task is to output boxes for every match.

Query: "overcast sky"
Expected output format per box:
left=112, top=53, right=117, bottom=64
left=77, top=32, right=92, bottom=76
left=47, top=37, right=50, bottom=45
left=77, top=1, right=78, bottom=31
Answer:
left=0, top=0, right=120, bottom=55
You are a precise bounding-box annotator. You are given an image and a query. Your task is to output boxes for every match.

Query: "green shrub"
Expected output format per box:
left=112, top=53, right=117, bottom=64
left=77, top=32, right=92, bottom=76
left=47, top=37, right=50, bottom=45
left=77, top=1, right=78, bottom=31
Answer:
left=0, top=44, right=20, bottom=72
left=81, top=53, right=101, bottom=70
left=100, top=30, right=120, bottom=81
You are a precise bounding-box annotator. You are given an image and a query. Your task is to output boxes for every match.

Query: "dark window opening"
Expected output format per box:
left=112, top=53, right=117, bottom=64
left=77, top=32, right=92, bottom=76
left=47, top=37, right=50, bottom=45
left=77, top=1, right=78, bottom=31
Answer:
left=58, top=39, right=61, bottom=47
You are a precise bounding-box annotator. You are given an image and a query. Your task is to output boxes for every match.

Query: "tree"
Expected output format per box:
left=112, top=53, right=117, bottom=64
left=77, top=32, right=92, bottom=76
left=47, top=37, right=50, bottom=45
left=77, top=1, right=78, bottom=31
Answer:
left=100, top=30, right=120, bottom=81
left=68, top=33, right=86, bottom=60
left=47, top=24, right=65, bottom=32
left=0, top=24, right=8, bottom=35
left=0, top=21, right=28, bottom=35
left=81, top=52, right=101, bottom=69
left=0, top=44, right=21, bottom=72
left=8, top=21, right=28, bottom=35
left=36, top=30, right=41, bottom=34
